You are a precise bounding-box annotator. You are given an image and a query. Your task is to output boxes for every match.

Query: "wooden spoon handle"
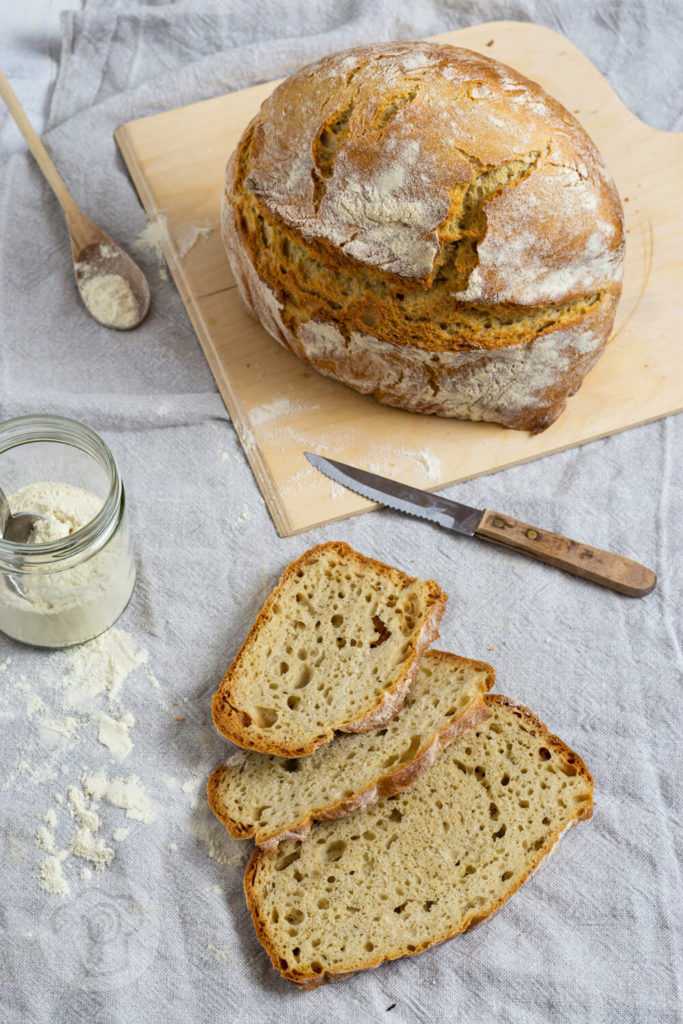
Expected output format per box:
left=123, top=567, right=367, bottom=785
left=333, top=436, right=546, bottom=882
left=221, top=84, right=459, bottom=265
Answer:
left=0, top=68, right=71, bottom=206
left=0, top=67, right=99, bottom=254
left=475, top=509, right=656, bottom=597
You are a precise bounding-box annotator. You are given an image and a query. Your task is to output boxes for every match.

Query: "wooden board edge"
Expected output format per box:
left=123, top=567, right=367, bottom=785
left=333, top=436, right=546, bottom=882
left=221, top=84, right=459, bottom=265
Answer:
left=285, top=405, right=683, bottom=536
left=114, top=122, right=295, bottom=538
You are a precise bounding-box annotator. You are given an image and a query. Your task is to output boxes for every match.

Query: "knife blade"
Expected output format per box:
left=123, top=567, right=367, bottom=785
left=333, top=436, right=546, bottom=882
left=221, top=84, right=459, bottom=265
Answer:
left=305, top=452, right=657, bottom=599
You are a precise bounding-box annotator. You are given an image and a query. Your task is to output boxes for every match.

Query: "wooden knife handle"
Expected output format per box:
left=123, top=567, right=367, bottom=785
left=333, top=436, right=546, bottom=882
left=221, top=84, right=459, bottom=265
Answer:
left=475, top=509, right=656, bottom=597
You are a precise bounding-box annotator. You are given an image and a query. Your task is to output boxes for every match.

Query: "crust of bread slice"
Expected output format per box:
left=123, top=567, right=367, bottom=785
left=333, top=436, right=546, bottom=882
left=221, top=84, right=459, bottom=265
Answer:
left=212, top=541, right=447, bottom=757
left=208, top=651, right=495, bottom=849
left=243, top=694, right=594, bottom=989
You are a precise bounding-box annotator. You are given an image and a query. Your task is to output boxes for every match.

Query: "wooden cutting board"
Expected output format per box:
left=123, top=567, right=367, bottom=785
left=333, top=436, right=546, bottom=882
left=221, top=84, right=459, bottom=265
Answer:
left=115, top=20, right=682, bottom=537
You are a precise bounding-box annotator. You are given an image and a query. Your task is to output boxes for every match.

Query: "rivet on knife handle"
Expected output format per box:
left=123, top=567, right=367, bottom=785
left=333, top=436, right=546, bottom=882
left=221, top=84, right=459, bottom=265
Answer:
left=475, top=510, right=656, bottom=598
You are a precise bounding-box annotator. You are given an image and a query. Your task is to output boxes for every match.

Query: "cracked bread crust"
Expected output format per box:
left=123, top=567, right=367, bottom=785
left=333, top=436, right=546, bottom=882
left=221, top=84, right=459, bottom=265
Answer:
left=211, top=542, right=447, bottom=757
left=208, top=651, right=495, bottom=850
left=243, top=693, right=594, bottom=989
left=222, top=41, right=624, bottom=432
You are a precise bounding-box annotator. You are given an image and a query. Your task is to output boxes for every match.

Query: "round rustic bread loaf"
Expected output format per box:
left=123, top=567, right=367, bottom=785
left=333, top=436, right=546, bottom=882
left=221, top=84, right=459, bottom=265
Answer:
left=222, top=42, right=624, bottom=432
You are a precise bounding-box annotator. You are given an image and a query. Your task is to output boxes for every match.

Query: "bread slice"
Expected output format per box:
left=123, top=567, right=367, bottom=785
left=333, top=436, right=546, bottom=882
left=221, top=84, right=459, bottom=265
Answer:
left=244, top=694, right=594, bottom=988
left=212, top=542, right=447, bottom=757
left=209, top=651, right=495, bottom=850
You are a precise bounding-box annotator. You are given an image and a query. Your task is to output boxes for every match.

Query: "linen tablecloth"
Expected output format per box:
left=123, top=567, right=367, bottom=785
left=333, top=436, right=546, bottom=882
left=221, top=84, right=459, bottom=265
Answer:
left=0, top=2, right=681, bottom=1021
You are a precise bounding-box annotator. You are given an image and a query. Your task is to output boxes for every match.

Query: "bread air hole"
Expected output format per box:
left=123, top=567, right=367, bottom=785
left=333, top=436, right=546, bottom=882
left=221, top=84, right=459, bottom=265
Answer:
left=399, top=735, right=422, bottom=764
left=370, top=614, right=391, bottom=648
left=295, top=665, right=311, bottom=688
left=253, top=707, right=278, bottom=728
left=276, top=850, right=301, bottom=871
left=325, top=840, right=347, bottom=862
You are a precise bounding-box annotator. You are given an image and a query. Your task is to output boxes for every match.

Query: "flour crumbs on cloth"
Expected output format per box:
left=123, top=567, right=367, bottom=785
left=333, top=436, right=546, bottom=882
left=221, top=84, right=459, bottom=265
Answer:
left=0, top=624, right=159, bottom=897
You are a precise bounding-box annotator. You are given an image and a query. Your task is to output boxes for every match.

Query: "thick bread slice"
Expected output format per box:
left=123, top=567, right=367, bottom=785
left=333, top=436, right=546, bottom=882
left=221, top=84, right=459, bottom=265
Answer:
left=244, top=694, right=594, bottom=989
left=209, top=651, right=495, bottom=850
left=212, top=542, right=446, bottom=757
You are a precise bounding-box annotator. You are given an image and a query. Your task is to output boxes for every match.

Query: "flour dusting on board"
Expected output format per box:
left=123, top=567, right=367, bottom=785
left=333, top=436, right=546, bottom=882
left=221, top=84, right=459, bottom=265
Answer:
left=134, top=215, right=217, bottom=279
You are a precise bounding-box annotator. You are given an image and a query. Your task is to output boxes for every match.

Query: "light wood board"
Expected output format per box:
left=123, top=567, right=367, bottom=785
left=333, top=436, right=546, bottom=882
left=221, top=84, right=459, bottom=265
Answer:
left=115, top=21, right=683, bottom=537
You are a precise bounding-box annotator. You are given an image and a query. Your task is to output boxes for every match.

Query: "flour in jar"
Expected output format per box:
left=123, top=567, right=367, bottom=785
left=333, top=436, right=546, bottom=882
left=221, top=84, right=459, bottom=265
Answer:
left=0, top=482, right=135, bottom=647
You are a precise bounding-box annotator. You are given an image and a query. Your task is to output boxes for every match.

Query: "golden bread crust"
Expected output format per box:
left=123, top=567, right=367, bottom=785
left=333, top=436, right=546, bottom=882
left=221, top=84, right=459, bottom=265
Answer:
left=222, top=41, right=624, bottom=432
left=243, top=692, right=594, bottom=989
left=211, top=541, right=447, bottom=756
left=208, top=651, right=495, bottom=849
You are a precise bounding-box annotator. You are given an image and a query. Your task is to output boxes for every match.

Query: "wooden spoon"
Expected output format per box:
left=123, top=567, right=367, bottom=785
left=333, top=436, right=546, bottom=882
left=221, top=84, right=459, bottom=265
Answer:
left=0, top=68, right=150, bottom=330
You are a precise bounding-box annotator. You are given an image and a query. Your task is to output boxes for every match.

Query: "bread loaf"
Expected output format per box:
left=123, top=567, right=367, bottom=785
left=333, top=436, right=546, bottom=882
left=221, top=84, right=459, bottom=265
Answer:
left=244, top=694, right=594, bottom=988
left=212, top=542, right=446, bottom=757
left=208, top=650, right=494, bottom=850
left=222, top=41, right=624, bottom=432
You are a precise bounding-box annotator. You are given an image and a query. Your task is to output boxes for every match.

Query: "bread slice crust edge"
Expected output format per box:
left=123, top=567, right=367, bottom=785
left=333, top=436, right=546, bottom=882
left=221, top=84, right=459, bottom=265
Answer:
left=243, top=693, right=594, bottom=989
left=208, top=651, right=495, bottom=849
left=211, top=541, right=447, bottom=756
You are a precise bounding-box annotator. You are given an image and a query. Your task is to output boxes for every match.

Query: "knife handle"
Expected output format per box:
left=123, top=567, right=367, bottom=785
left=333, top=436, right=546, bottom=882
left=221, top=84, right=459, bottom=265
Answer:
left=475, top=509, right=656, bottom=597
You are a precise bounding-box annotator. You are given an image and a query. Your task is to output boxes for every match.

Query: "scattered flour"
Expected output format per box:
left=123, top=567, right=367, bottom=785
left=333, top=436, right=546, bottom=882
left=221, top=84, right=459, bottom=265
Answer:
left=175, top=220, right=217, bottom=257
left=68, top=785, right=101, bottom=832
left=8, top=625, right=157, bottom=897
left=60, top=627, right=149, bottom=712
left=96, top=711, right=135, bottom=757
left=410, top=448, right=443, bottom=483
left=35, top=826, right=55, bottom=853
left=71, top=827, right=114, bottom=870
left=39, top=852, right=69, bottom=896
left=82, top=770, right=155, bottom=823
left=134, top=215, right=216, bottom=280
left=250, top=397, right=298, bottom=426
left=134, top=216, right=169, bottom=279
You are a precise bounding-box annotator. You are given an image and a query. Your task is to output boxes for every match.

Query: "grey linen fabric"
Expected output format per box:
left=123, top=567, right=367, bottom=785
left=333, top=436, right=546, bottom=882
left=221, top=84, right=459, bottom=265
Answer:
left=0, top=2, right=681, bottom=1022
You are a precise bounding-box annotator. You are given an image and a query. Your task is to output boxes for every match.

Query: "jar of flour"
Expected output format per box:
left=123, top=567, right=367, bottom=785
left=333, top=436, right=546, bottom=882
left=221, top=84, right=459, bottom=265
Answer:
left=0, top=416, right=136, bottom=647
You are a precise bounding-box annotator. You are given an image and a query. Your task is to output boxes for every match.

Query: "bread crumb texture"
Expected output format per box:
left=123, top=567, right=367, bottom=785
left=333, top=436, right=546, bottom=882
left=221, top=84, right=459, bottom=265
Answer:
left=245, top=695, right=593, bottom=988
left=211, top=542, right=446, bottom=756
left=223, top=42, right=624, bottom=432
left=209, top=650, right=494, bottom=848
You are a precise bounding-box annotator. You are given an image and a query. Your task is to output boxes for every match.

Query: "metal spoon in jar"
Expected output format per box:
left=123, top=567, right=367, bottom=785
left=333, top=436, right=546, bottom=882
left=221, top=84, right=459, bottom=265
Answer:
left=0, top=485, right=46, bottom=600
left=0, top=68, right=150, bottom=330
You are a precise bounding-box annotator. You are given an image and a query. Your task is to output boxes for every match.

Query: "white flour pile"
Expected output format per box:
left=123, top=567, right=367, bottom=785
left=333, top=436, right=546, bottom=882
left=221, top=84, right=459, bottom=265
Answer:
left=1, top=481, right=134, bottom=647
left=78, top=274, right=139, bottom=328
left=75, top=243, right=140, bottom=328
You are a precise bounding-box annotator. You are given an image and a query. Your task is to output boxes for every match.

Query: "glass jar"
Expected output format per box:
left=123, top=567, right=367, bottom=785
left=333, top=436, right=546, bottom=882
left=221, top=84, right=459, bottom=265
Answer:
left=0, top=415, right=136, bottom=647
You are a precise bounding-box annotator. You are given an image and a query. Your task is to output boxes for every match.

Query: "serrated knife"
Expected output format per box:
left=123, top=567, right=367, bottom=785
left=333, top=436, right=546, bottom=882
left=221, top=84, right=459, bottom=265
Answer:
left=305, top=452, right=656, bottom=598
